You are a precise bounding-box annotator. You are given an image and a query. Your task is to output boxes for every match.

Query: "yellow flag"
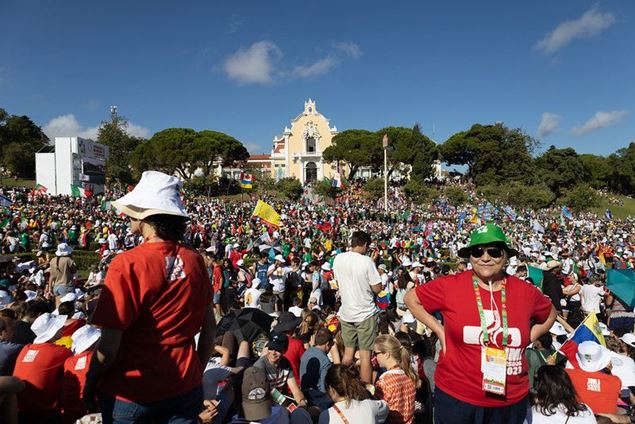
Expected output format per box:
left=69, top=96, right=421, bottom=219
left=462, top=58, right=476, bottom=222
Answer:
left=252, top=200, right=282, bottom=228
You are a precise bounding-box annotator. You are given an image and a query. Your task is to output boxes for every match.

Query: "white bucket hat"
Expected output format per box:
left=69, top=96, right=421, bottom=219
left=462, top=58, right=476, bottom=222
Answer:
left=111, top=171, right=189, bottom=220
left=31, top=313, right=67, bottom=344
left=410, top=261, right=423, bottom=269
left=55, top=243, right=73, bottom=257
left=321, top=262, right=331, bottom=271
left=576, top=341, right=612, bottom=372
left=24, top=290, right=37, bottom=302
left=549, top=321, right=568, bottom=336
left=60, top=293, right=77, bottom=304
left=621, top=333, right=635, bottom=348
left=274, top=255, right=285, bottom=263
left=72, top=325, right=101, bottom=354
left=401, top=258, right=412, bottom=267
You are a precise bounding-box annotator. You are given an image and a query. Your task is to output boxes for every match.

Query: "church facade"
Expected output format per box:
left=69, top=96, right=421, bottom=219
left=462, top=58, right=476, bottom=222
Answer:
left=254, top=99, right=342, bottom=184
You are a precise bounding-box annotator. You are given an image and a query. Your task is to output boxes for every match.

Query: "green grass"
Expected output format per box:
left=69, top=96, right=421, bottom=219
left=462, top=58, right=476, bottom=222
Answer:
left=0, top=178, right=35, bottom=188
left=591, top=194, right=635, bottom=220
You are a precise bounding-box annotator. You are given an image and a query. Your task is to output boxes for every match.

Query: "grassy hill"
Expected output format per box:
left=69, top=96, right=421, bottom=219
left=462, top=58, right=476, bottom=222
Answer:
left=591, top=195, right=635, bottom=220
left=1, top=178, right=35, bottom=188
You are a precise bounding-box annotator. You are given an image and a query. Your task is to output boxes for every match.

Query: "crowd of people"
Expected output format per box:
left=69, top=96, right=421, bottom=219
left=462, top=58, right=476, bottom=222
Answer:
left=0, top=170, right=634, bottom=424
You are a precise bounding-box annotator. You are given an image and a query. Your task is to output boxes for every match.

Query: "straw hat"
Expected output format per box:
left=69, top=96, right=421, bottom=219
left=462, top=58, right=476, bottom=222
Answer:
left=111, top=171, right=188, bottom=220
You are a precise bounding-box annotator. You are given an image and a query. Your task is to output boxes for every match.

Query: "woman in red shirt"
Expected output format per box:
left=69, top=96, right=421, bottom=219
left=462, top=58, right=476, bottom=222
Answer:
left=83, top=171, right=216, bottom=424
left=405, top=224, right=557, bottom=424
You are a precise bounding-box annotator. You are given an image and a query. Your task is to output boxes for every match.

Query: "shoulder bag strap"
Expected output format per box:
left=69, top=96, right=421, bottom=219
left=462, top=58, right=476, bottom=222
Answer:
left=332, top=404, right=350, bottom=424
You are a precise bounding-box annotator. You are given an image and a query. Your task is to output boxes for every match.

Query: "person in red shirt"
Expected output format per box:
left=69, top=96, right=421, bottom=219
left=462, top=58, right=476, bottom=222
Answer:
left=212, top=256, right=224, bottom=319
left=83, top=171, right=216, bottom=424
left=13, top=312, right=72, bottom=423
left=405, top=224, right=557, bottom=424
left=566, top=341, right=622, bottom=415
left=58, top=300, right=86, bottom=338
left=274, top=312, right=305, bottom=382
left=61, top=324, right=101, bottom=424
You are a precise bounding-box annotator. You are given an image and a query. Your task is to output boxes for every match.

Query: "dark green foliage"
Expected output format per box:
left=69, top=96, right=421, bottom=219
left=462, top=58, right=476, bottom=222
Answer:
left=322, top=129, right=381, bottom=179
left=97, top=110, right=142, bottom=186
left=561, top=185, right=601, bottom=212
left=0, top=109, right=48, bottom=178
left=363, top=178, right=385, bottom=200
left=534, top=146, right=587, bottom=196
left=403, top=180, right=438, bottom=204
left=478, top=182, right=555, bottom=210
left=443, top=185, right=468, bottom=206
left=606, top=143, right=635, bottom=195
left=580, top=154, right=611, bottom=189
left=275, top=178, right=303, bottom=200
left=313, top=178, right=339, bottom=199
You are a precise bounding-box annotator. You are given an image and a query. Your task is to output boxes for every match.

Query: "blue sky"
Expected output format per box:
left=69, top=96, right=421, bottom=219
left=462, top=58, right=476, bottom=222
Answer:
left=1, top=0, right=633, bottom=158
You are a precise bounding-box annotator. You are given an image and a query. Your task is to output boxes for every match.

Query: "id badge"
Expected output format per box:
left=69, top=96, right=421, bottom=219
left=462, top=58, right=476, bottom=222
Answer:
left=482, top=347, right=507, bottom=395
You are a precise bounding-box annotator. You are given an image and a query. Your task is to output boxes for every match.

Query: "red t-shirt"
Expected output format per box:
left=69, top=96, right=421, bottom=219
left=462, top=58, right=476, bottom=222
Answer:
left=61, top=351, right=93, bottom=423
left=566, top=368, right=621, bottom=414
left=415, top=271, right=552, bottom=407
left=283, top=336, right=305, bottom=382
left=13, top=343, right=73, bottom=413
left=91, top=241, right=213, bottom=403
left=61, top=318, right=86, bottom=338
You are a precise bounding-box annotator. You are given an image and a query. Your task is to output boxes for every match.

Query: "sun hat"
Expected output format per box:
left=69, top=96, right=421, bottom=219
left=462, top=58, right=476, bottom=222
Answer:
left=274, top=255, right=285, bottom=263
left=31, top=313, right=67, bottom=344
left=599, top=322, right=611, bottom=336
left=378, top=264, right=387, bottom=271
left=242, top=367, right=271, bottom=421
left=72, top=325, right=101, bottom=354
left=576, top=341, right=612, bottom=372
left=549, top=321, right=568, bottom=336
left=97, top=238, right=107, bottom=244
left=273, top=312, right=302, bottom=333
left=411, top=261, right=424, bottom=268
left=321, top=262, right=331, bottom=271
left=401, top=258, right=412, bottom=267
left=267, top=332, right=289, bottom=353
left=24, top=290, right=37, bottom=302
left=111, top=171, right=189, bottom=220
left=237, top=259, right=244, bottom=267
left=457, top=224, right=519, bottom=258
left=60, top=293, right=77, bottom=304
left=55, top=243, right=73, bottom=257
left=621, top=333, right=635, bottom=348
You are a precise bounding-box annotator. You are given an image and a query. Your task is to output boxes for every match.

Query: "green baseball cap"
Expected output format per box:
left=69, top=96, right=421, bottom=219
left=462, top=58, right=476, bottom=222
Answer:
left=458, top=223, right=518, bottom=258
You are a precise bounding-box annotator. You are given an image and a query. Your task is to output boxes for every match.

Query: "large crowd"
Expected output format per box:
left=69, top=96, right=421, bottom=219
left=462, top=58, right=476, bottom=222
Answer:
left=0, top=171, right=634, bottom=424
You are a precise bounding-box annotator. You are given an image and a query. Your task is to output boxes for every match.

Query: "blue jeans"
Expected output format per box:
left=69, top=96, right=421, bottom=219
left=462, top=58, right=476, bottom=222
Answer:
left=99, top=386, right=203, bottom=424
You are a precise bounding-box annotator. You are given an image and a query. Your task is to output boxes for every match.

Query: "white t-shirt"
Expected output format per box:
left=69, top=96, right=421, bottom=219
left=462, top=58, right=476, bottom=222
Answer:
left=580, top=284, right=605, bottom=313
left=333, top=251, right=381, bottom=322
left=528, top=404, right=596, bottom=423
left=268, top=264, right=289, bottom=293
left=244, top=287, right=262, bottom=308
left=319, top=399, right=388, bottom=424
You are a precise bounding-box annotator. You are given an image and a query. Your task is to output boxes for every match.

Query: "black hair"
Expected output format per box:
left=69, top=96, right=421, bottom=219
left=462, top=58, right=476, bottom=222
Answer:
left=324, top=364, right=369, bottom=405
left=351, top=231, right=371, bottom=248
left=58, top=301, right=75, bottom=317
left=537, top=332, right=553, bottom=350
left=143, top=214, right=188, bottom=242
left=533, top=365, right=586, bottom=417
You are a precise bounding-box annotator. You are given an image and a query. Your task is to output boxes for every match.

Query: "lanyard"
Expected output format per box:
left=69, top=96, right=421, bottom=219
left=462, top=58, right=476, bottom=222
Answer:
left=472, top=274, right=508, bottom=348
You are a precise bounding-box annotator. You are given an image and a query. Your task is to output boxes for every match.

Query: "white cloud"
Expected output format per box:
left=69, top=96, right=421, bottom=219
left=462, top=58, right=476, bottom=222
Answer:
left=43, top=114, right=150, bottom=141
left=571, top=110, right=629, bottom=135
left=537, top=112, right=561, bottom=137
left=334, top=42, right=362, bottom=59
left=293, top=57, right=337, bottom=78
left=536, top=8, right=615, bottom=53
left=224, top=41, right=282, bottom=85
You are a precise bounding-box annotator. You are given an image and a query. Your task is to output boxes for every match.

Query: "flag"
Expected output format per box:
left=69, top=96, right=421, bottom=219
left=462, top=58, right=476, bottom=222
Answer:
left=527, top=266, right=544, bottom=289
left=331, top=178, right=342, bottom=188
left=240, top=172, right=253, bottom=189
left=469, top=208, right=480, bottom=224
left=598, top=251, right=606, bottom=266
left=252, top=200, right=282, bottom=228
left=605, top=209, right=613, bottom=221
left=561, top=206, right=573, bottom=220
left=559, top=313, right=606, bottom=368
left=0, top=195, right=13, bottom=207
left=315, top=222, right=332, bottom=232
left=607, top=269, right=635, bottom=308
left=70, top=185, right=81, bottom=197
left=34, top=184, right=48, bottom=193
left=532, top=219, right=545, bottom=234
left=503, top=206, right=517, bottom=221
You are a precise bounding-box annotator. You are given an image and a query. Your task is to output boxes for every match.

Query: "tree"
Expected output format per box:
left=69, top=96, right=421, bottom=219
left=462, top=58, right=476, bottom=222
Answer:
left=97, top=108, right=142, bottom=186
left=363, top=178, right=385, bottom=200
left=133, top=128, right=197, bottom=179
left=440, top=123, right=537, bottom=185
left=378, top=124, right=439, bottom=183
left=0, top=109, right=49, bottom=178
left=580, top=154, right=611, bottom=189
left=191, top=130, right=249, bottom=178
left=534, top=146, right=587, bottom=197
left=444, top=185, right=468, bottom=206
left=276, top=178, right=303, bottom=200
left=478, top=182, right=555, bottom=210
left=606, top=143, right=635, bottom=195
left=403, top=180, right=438, bottom=204
left=561, top=185, right=600, bottom=212
left=313, top=178, right=340, bottom=200
left=322, top=129, right=381, bottom=179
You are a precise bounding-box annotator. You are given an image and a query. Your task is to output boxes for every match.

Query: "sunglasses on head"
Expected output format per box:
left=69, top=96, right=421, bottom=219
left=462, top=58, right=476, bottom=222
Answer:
left=470, top=246, right=504, bottom=259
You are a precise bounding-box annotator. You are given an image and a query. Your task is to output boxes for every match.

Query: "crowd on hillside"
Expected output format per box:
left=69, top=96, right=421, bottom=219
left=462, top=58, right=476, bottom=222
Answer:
left=0, top=173, right=634, bottom=424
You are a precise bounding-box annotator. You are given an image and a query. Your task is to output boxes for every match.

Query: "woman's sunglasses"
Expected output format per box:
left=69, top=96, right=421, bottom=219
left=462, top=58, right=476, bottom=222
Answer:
left=470, top=246, right=504, bottom=259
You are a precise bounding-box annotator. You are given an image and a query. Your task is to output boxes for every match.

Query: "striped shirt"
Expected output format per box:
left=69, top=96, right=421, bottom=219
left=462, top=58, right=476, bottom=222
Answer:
left=375, top=369, right=416, bottom=424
